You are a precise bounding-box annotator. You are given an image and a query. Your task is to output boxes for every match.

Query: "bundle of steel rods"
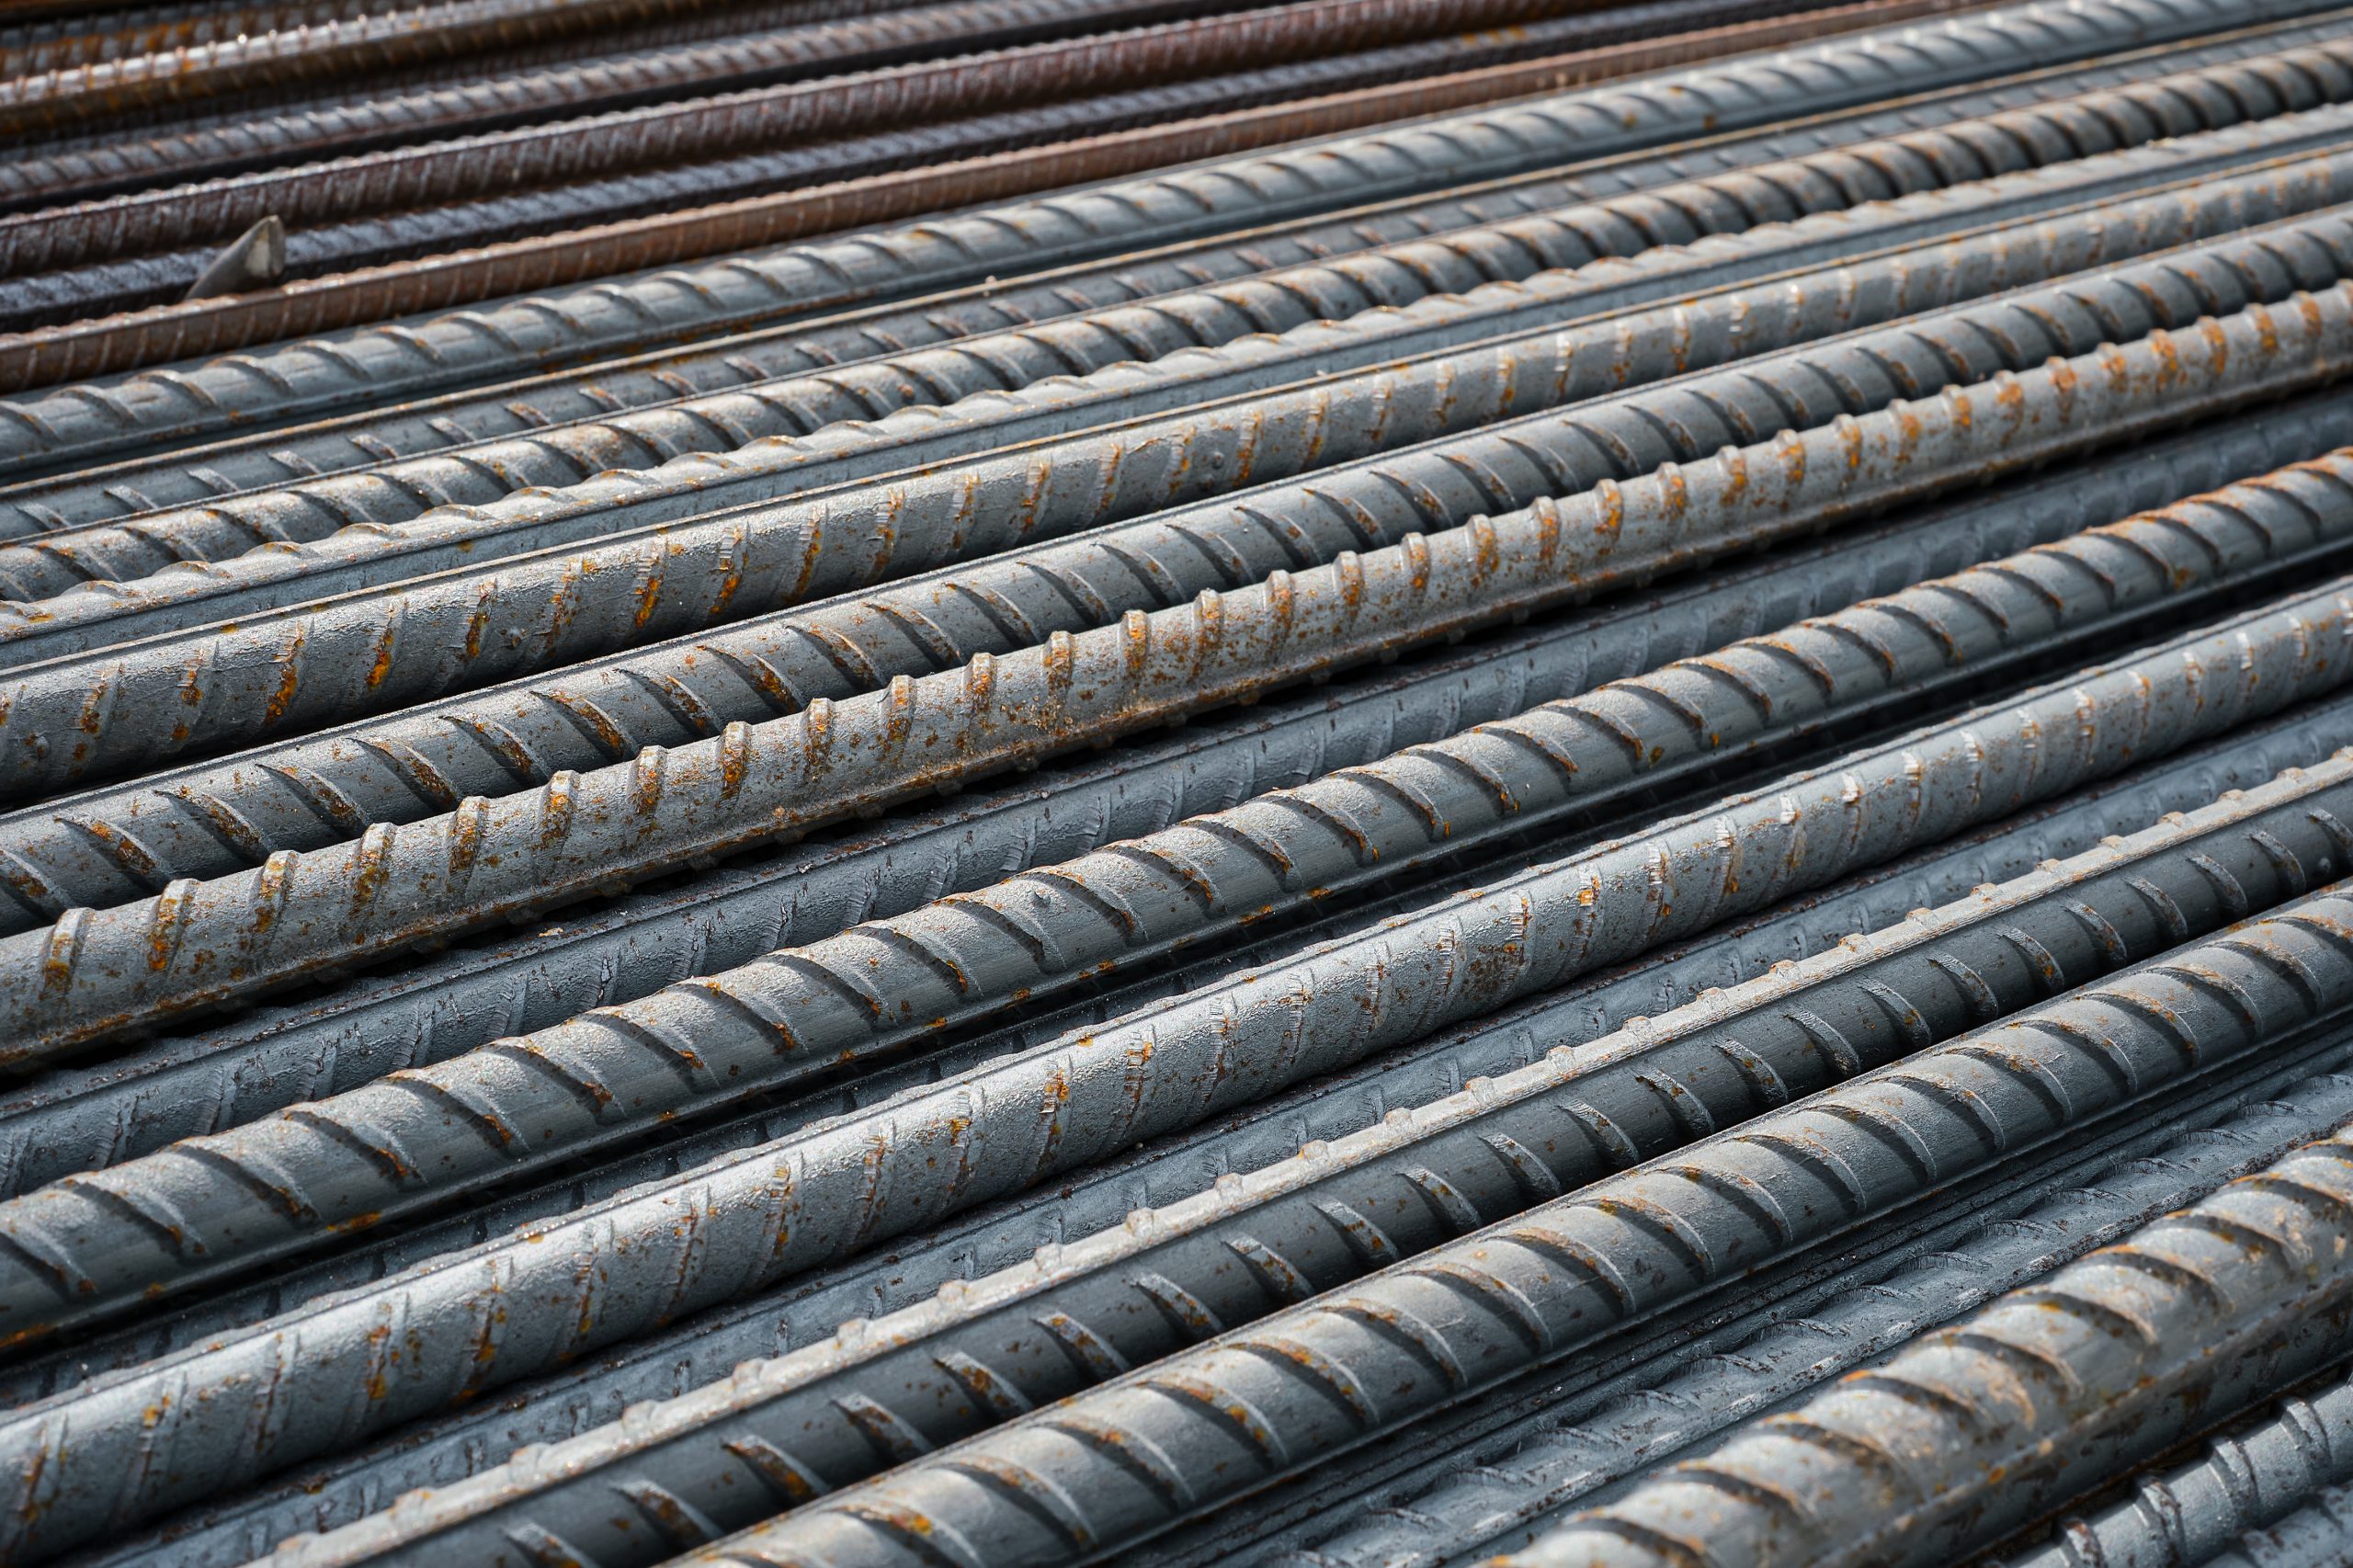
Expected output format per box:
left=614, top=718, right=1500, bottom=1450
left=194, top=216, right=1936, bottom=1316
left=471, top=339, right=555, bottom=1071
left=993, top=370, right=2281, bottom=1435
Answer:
left=9, top=1, right=2353, bottom=1565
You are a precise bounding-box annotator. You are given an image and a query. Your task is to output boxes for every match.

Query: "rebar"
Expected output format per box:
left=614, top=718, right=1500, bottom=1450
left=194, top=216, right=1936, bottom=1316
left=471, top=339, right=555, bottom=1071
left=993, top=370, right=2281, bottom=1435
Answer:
left=250, top=751, right=2353, bottom=1568
left=13, top=289, right=2347, bottom=1052
left=0, top=0, right=1237, bottom=145
left=0, top=0, right=2302, bottom=474
left=7, top=666, right=2346, bottom=1568
left=16, top=51, right=2347, bottom=602
left=17, top=199, right=2351, bottom=822
left=1233, top=1072, right=2353, bottom=1568
left=2207, top=1483, right=2353, bottom=1567
left=0, top=0, right=1782, bottom=240
left=0, top=17, right=1915, bottom=335
left=13, top=388, right=2334, bottom=1199
left=1998, top=1369, right=2353, bottom=1568
left=11, top=15, right=2320, bottom=540
left=1514, top=1149, right=2353, bottom=1568
left=152, top=837, right=2353, bottom=1562
left=660, top=890, right=2353, bottom=1568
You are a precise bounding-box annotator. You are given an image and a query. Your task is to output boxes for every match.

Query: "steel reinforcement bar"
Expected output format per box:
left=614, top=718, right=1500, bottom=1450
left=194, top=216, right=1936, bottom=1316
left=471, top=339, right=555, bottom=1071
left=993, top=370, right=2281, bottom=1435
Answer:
left=16, top=51, right=2347, bottom=599
left=0, top=0, right=1755, bottom=252
left=246, top=755, right=2353, bottom=1568
left=1217, top=1070, right=2353, bottom=1568
left=0, top=0, right=2303, bottom=475
left=13, top=11, right=2326, bottom=537
left=0, top=0, right=1233, bottom=144
left=11, top=205, right=2348, bottom=817
left=0, top=553, right=2344, bottom=1363
left=1509, top=1145, right=2353, bottom=1568
left=12, top=391, right=2334, bottom=1196
left=661, top=894, right=2353, bottom=1568
left=1995, top=1368, right=2353, bottom=1568
left=14, top=696, right=2351, bottom=1568
left=158, top=864, right=2353, bottom=1568
left=22, top=134, right=2353, bottom=661
left=11, top=300, right=2349, bottom=1054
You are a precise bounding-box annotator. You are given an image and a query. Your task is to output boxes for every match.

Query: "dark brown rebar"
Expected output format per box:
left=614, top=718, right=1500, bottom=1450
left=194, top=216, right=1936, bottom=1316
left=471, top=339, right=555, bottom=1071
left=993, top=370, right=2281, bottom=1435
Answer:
left=0, top=0, right=1980, bottom=394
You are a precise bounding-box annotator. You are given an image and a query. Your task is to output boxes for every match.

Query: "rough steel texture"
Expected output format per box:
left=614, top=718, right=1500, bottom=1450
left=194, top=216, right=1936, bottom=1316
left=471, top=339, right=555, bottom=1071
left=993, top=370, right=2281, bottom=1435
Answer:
left=1998, top=1369, right=2353, bottom=1568
left=0, top=0, right=382, bottom=80
left=2, top=548, right=2346, bottom=1436
left=0, top=15, right=1897, bottom=336
left=9, top=17, right=2320, bottom=542
left=1513, top=1142, right=2353, bottom=1568
left=14, top=51, right=2347, bottom=600
left=8, top=386, right=2331, bottom=1203
left=1223, top=1078, right=2353, bottom=1568
left=5, top=670, right=2344, bottom=1568
left=11, top=291, right=2347, bottom=1053
left=0, top=0, right=1771, bottom=250
left=0, top=0, right=1220, bottom=144
left=15, top=200, right=2352, bottom=818
left=2205, top=1483, right=2353, bottom=1567
left=47, top=701, right=2352, bottom=1568
left=0, top=0, right=2301, bottom=476
left=256, top=754, right=2353, bottom=1568
left=662, top=890, right=2353, bottom=1568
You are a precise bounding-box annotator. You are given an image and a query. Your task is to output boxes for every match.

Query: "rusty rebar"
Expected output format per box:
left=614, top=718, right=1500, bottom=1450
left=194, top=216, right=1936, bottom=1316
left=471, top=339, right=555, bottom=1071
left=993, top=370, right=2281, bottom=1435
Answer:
left=11, top=47, right=2343, bottom=597
left=0, top=0, right=2275, bottom=416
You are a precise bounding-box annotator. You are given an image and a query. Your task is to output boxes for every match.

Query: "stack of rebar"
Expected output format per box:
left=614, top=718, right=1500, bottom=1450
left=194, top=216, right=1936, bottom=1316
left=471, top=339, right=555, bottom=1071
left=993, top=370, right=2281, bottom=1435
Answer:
left=7, top=1, right=2353, bottom=1565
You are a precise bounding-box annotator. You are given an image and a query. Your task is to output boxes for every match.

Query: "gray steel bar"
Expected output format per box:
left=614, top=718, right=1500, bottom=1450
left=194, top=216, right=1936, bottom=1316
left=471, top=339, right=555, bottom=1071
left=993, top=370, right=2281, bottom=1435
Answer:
left=7, top=295, right=2345, bottom=1060
left=1508, top=1142, right=2353, bottom=1568
left=19, top=138, right=2353, bottom=669
left=11, top=195, right=2352, bottom=823
left=70, top=698, right=2353, bottom=1568
left=1998, top=1370, right=2353, bottom=1568
left=2206, top=1483, right=2353, bottom=1567
left=10, top=389, right=2333, bottom=1199
left=1199, top=1068, right=2353, bottom=1568
left=0, top=0, right=2315, bottom=481
left=9, top=44, right=2347, bottom=596
left=661, top=892, right=2353, bottom=1568
left=11, top=10, right=2332, bottom=539
left=15, top=224, right=2351, bottom=949
left=0, top=549, right=2342, bottom=1450
left=253, top=747, right=2353, bottom=1568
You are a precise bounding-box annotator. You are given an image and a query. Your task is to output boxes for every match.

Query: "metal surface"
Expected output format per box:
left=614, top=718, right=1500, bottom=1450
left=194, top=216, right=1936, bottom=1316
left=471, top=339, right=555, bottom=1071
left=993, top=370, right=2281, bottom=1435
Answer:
left=12, top=15, right=2326, bottom=539
left=0, top=0, right=2298, bottom=468
left=14, top=196, right=2349, bottom=820
left=1998, top=1369, right=2353, bottom=1568
left=12, top=45, right=2345, bottom=596
left=662, top=890, right=2353, bottom=1568
left=68, top=699, right=2353, bottom=1568
left=0, top=0, right=1810, bottom=243
left=9, top=288, right=2343, bottom=1052
left=251, top=755, right=2353, bottom=1568
left=9, top=385, right=2334, bottom=1198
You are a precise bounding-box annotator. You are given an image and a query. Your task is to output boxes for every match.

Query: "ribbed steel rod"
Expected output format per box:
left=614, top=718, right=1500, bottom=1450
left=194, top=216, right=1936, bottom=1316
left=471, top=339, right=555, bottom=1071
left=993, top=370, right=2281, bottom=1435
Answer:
left=0, top=13, right=1908, bottom=336
left=2206, top=1484, right=2353, bottom=1567
left=0, top=0, right=378, bottom=78
left=15, top=389, right=2331, bottom=1201
left=11, top=290, right=2344, bottom=1056
left=10, top=665, right=2347, bottom=1568
left=16, top=53, right=2344, bottom=603
left=0, top=0, right=1755, bottom=249
left=259, top=751, right=2353, bottom=1568
left=11, top=16, right=2319, bottom=540
left=1232, top=1064, right=2353, bottom=1568
left=2, top=547, right=2344, bottom=1420
left=1513, top=1147, right=2353, bottom=1568
left=1998, top=1369, right=2353, bottom=1568
left=145, top=892, right=2353, bottom=1568
left=665, top=890, right=2353, bottom=1568
left=14, top=196, right=2349, bottom=820
left=0, top=0, right=2298, bottom=477
left=0, top=0, right=1224, bottom=144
